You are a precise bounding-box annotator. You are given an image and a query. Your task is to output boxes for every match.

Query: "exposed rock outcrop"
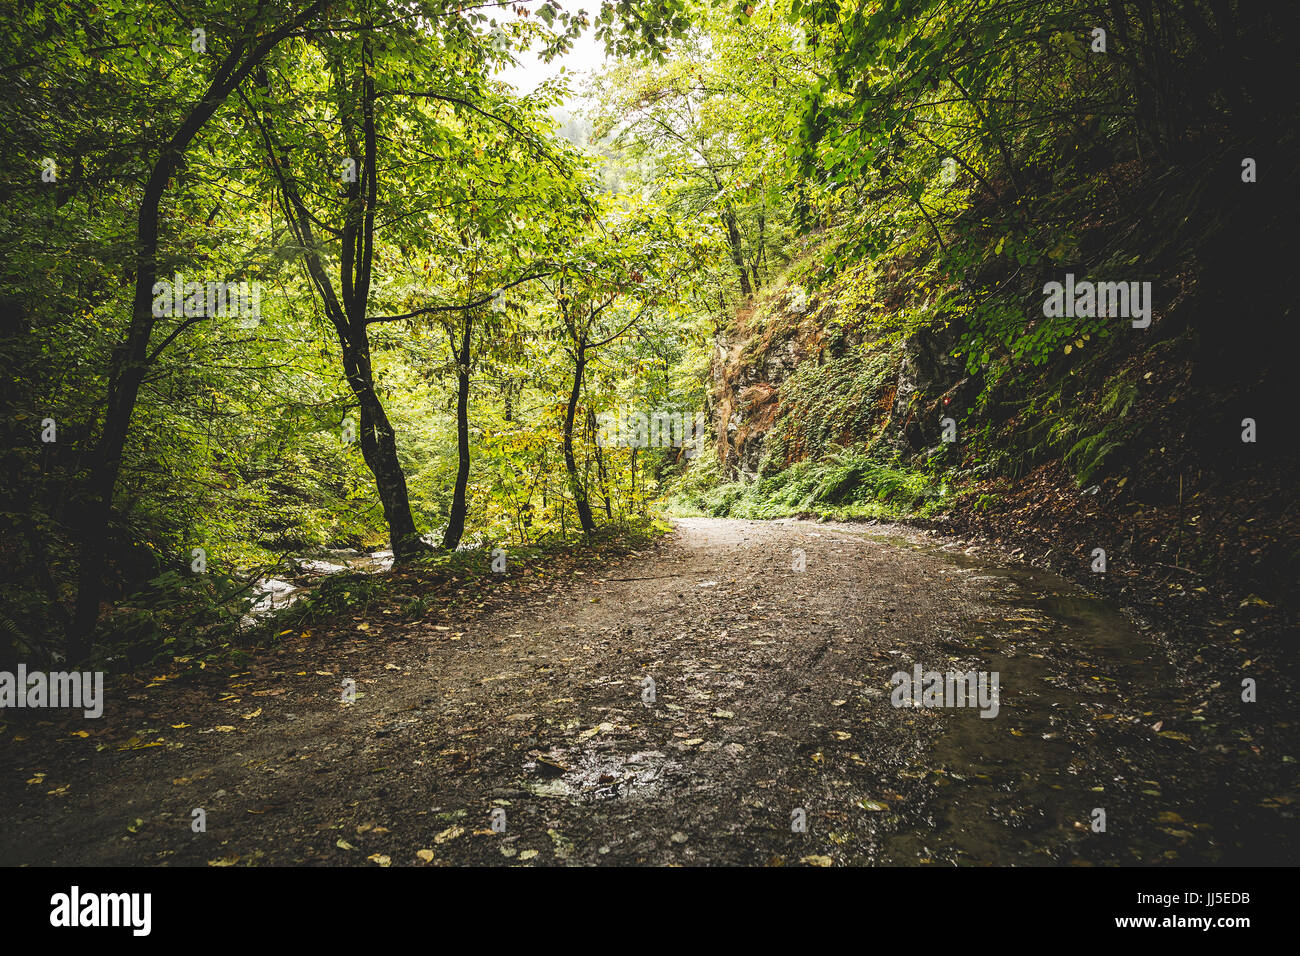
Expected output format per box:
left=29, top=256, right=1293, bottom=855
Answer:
left=710, top=281, right=971, bottom=477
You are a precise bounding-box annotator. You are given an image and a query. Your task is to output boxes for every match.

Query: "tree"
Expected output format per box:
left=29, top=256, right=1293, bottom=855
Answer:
left=542, top=200, right=699, bottom=534
left=69, top=0, right=328, bottom=661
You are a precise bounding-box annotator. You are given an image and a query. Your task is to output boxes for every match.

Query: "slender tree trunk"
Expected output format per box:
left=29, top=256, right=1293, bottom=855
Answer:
left=70, top=164, right=168, bottom=661
left=247, top=39, right=428, bottom=566
left=723, top=208, right=752, bottom=298
left=442, top=313, right=473, bottom=550
left=563, top=346, right=596, bottom=535
left=336, top=327, right=425, bottom=559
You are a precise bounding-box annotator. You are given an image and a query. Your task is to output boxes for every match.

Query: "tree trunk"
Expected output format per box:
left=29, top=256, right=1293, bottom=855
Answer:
left=723, top=208, right=752, bottom=298
left=249, top=39, right=429, bottom=566
left=70, top=161, right=169, bottom=661
left=442, top=313, right=473, bottom=550
left=69, top=2, right=325, bottom=660
left=337, top=327, right=425, bottom=560
left=563, top=347, right=596, bottom=535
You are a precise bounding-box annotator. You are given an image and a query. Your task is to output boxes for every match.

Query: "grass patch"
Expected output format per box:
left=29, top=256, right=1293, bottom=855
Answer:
left=666, top=447, right=942, bottom=521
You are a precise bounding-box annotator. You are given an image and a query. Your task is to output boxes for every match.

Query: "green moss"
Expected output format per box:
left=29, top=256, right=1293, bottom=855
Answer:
left=764, top=344, right=903, bottom=465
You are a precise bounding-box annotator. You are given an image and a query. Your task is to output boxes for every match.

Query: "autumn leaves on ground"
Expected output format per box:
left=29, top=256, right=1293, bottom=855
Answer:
left=2, top=519, right=1293, bottom=867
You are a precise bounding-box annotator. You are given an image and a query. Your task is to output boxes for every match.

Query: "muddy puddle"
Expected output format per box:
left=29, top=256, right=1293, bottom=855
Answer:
left=819, top=525, right=1210, bottom=865
left=523, top=748, right=681, bottom=804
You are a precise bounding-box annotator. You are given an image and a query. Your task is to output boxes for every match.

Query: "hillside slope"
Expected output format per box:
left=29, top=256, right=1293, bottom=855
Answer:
left=671, top=145, right=1298, bottom=703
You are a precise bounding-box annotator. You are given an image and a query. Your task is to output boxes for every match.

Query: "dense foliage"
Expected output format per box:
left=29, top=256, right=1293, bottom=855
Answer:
left=3, top=0, right=1293, bottom=664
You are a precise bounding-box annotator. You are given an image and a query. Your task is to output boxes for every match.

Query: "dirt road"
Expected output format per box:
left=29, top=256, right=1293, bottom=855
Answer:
left=3, top=518, right=1294, bottom=865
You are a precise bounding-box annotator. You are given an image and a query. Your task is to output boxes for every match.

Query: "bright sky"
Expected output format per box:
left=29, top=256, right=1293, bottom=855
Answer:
left=493, top=1, right=609, bottom=101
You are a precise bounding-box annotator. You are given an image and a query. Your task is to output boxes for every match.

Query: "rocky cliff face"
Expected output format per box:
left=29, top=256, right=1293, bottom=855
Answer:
left=709, top=279, right=974, bottom=477
left=893, top=321, right=979, bottom=456
left=709, top=286, right=822, bottom=478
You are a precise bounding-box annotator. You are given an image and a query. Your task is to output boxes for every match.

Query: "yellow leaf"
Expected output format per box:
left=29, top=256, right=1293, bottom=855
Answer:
left=579, top=721, right=614, bottom=740
left=434, top=825, right=465, bottom=844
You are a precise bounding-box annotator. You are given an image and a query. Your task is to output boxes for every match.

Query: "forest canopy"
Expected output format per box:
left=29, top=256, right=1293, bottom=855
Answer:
left=2, top=0, right=1293, bottom=666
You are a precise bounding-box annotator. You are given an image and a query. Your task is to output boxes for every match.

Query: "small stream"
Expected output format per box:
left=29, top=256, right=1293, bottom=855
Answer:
left=242, top=546, right=396, bottom=625
left=243, top=529, right=493, bottom=625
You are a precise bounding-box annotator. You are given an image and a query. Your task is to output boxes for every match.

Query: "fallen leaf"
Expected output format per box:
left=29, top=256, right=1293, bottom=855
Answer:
left=579, top=721, right=615, bottom=741
left=434, top=825, right=465, bottom=844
